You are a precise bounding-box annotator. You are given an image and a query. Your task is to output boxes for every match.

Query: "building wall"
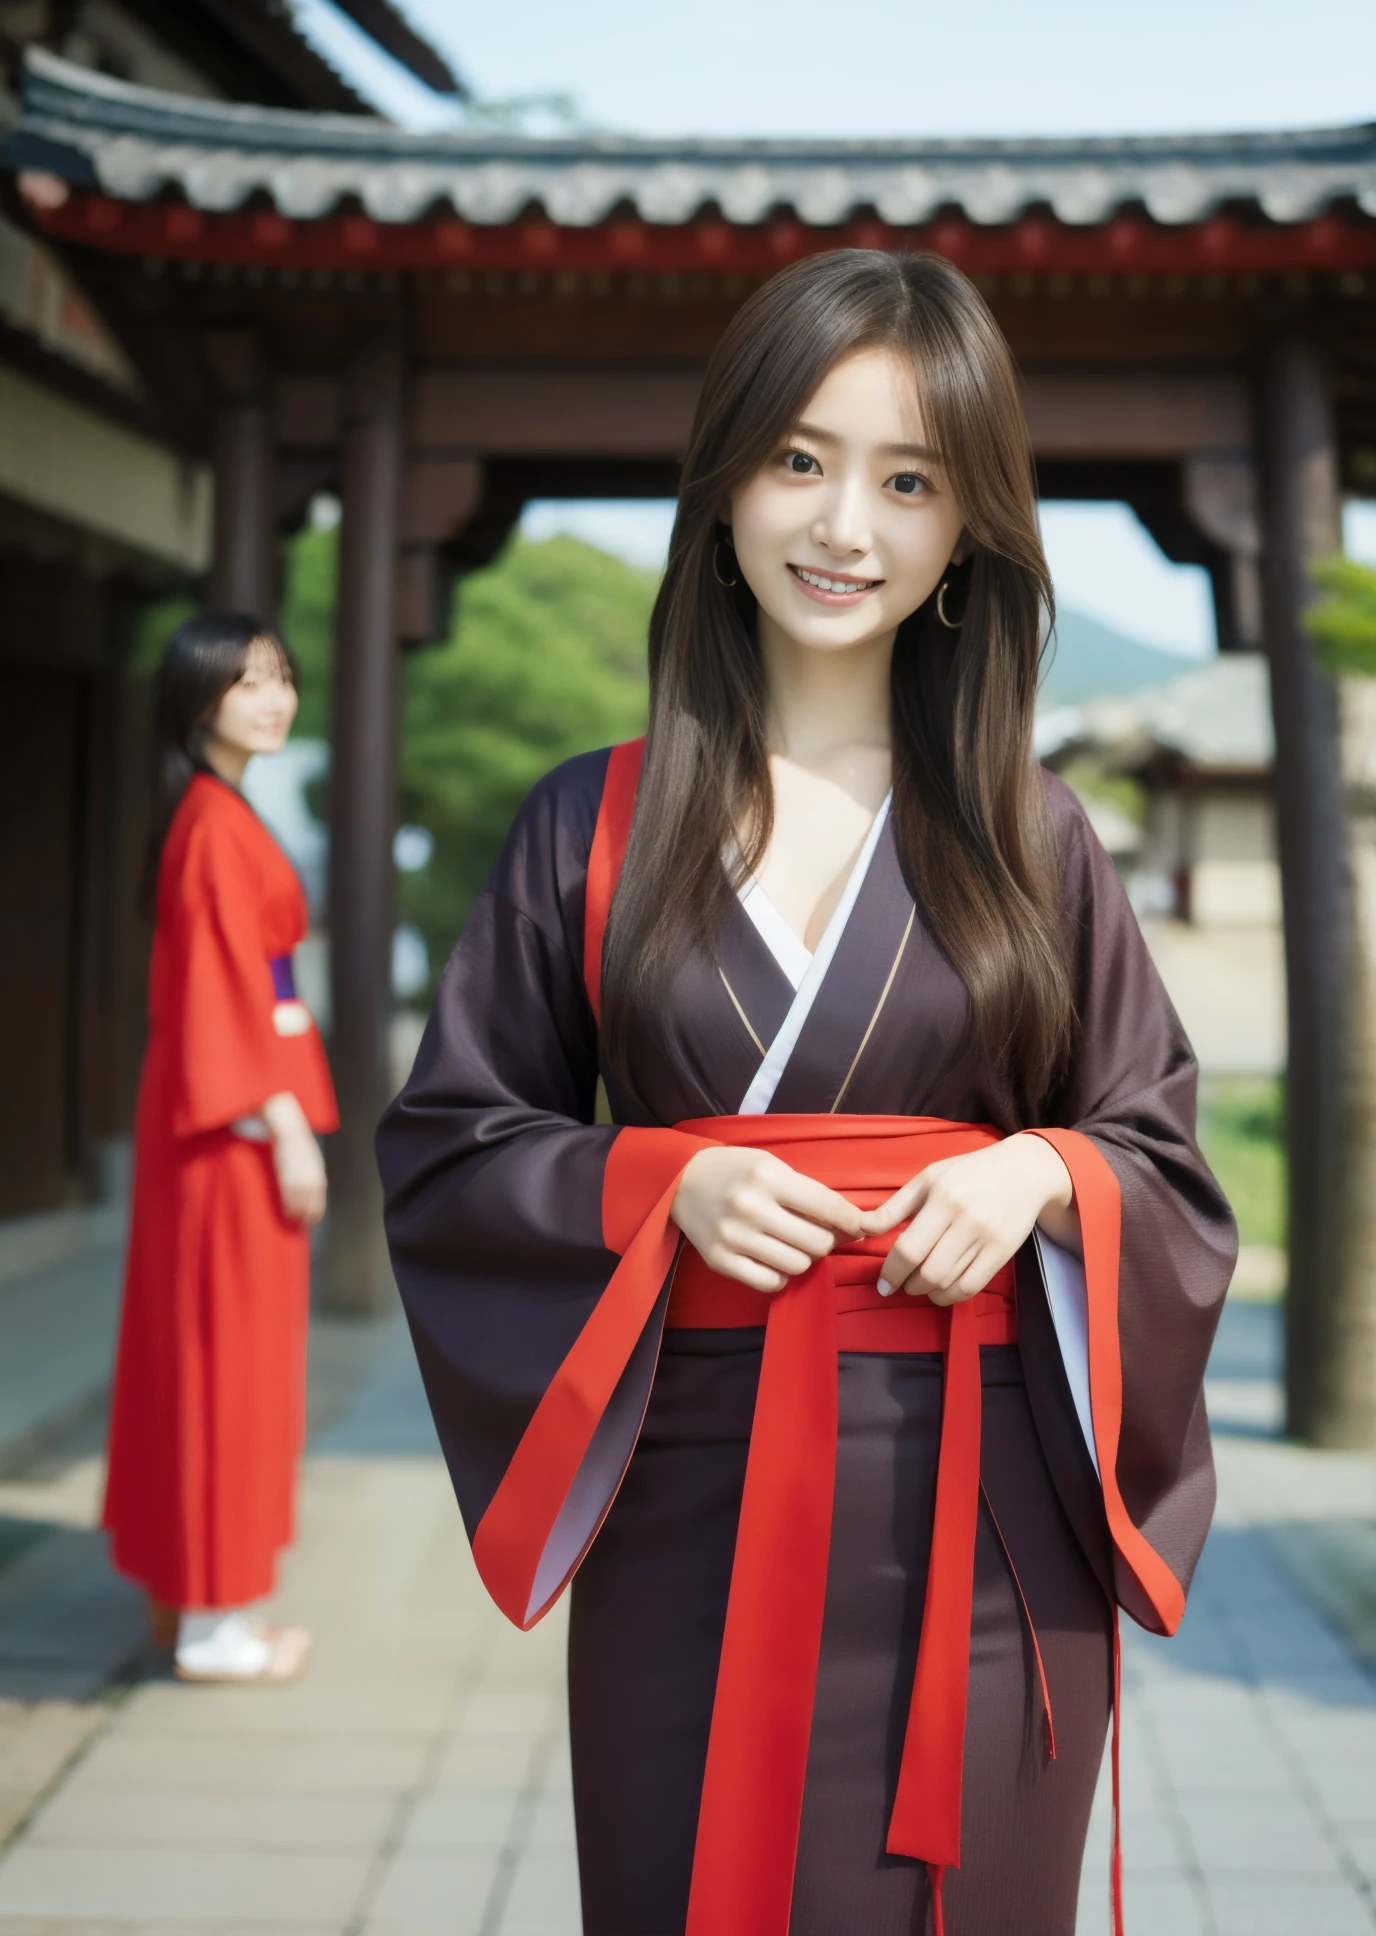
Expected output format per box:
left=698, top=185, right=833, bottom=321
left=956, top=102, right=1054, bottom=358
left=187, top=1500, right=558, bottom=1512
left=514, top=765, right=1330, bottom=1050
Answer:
left=1189, top=793, right=1282, bottom=925
left=0, top=554, right=153, bottom=1216
left=0, top=364, right=211, bottom=569
left=0, top=216, right=138, bottom=390
left=0, top=240, right=201, bottom=1216
left=1140, top=783, right=1280, bottom=927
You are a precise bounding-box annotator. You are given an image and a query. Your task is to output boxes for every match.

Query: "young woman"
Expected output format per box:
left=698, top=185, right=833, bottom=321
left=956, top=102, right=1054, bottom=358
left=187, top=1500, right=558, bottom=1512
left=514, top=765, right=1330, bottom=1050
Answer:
left=105, top=612, right=337, bottom=1684
left=378, top=253, right=1235, bottom=1935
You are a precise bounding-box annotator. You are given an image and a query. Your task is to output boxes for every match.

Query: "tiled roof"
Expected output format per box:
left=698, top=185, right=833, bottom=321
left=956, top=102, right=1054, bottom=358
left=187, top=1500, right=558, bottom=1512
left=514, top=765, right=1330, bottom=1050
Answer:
left=1086, top=655, right=1275, bottom=771
left=7, top=49, right=1376, bottom=230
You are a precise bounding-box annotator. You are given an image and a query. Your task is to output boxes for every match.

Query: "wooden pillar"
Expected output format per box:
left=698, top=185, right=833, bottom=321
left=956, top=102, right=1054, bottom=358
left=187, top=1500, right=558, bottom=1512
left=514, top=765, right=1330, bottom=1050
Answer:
left=1257, top=338, right=1348, bottom=1440
left=325, top=335, right=405, bottom=1315
left=1183, top=457, right=1263, bottom=653
left=206, top=331, right=275, bottom=617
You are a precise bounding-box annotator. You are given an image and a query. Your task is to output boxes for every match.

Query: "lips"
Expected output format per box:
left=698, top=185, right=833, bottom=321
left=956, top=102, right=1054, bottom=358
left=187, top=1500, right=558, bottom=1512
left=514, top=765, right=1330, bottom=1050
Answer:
left=788, top=563, right=883, bottom=602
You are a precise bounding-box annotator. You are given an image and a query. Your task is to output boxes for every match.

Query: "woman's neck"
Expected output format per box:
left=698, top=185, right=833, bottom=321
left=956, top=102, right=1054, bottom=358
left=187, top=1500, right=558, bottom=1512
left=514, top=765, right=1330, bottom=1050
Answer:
left=203, top=741, right=250, bottom=790
left=759, top=614, right=894, bottom=773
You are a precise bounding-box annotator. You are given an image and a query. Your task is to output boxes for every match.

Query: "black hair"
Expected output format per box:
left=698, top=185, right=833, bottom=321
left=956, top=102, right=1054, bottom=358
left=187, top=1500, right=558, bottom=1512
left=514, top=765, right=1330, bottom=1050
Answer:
left=138, top=610, right=296, bottom=917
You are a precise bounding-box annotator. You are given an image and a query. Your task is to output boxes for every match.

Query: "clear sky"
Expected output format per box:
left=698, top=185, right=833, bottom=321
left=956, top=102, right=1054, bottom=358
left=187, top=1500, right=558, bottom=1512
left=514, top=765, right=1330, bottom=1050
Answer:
left=289, top=0, right=1376, bottom=651
left=292, top=0, right=1375, bottom=140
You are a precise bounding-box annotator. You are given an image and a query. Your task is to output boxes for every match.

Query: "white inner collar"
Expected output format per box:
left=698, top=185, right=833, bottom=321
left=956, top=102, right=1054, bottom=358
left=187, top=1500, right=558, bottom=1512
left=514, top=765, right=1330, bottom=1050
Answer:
left=737, top=875, right=814, bottom=991
left=734, top=793, right=892, bottom=1115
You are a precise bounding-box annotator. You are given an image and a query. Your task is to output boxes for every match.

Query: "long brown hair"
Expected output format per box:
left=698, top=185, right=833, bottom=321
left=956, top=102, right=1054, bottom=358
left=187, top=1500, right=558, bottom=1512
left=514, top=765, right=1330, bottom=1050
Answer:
left=601, top=249, right=1075, bottom=1122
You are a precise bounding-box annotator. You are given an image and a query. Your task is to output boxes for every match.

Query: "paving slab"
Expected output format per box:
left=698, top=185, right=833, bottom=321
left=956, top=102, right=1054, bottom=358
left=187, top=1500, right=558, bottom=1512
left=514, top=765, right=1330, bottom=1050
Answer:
left=1207, top=1879, right=1376, bottom=1936
left=1074, top=1298, right=1376, bottom=1936
left=0, top=1233, right=123, bottom=1476
left=0, top=1922, right=348, bottom=1935
left=23, top=1789, right=400, bottom=1851
left=360, top=1847, right=500, bottom=1933
left=0, top=1849, right=373, bottom=1923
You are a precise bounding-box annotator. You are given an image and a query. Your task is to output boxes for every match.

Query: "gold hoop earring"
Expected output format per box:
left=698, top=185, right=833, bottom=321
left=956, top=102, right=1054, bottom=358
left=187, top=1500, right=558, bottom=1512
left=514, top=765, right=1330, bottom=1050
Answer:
left=712, top=537, right=738, bottom=588
left=936, top=579, right=961, bottom=629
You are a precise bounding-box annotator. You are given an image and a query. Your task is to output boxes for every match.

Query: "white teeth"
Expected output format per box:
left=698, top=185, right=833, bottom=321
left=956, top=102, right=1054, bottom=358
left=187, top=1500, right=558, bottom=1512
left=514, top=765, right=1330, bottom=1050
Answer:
left=794, top=566, right=875, bottom=594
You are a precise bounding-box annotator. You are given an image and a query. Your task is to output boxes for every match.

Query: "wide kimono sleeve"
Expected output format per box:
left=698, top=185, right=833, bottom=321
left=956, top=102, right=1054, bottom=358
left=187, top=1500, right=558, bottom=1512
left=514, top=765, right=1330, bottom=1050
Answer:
left=165, top=804, right=325, bottom=1138
left=1030, top=776, right=1238, bottom=1634
left=377, top=753, right=710, bottom=1630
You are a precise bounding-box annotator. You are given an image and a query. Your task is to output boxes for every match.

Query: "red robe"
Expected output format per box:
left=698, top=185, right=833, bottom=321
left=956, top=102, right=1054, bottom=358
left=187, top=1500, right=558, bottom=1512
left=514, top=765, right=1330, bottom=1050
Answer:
left=104, top=774, right=337, bottom=1610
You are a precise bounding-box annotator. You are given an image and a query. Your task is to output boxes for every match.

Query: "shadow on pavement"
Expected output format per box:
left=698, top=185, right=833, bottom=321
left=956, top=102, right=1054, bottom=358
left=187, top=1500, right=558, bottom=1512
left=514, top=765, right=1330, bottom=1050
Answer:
left=308, top=1313, right=441, bottom=1459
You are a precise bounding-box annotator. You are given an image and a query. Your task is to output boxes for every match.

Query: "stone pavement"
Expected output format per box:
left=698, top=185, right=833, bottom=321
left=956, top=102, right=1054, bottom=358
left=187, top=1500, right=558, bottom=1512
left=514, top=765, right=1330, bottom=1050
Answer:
left=0, top=1209, right=124, bottom=1479
left=0, top=1297, right=1370, bottom=1934
left=1077, top=1301, right=1376, bottom=1936
left=0, top=1317, right=579, bottom=1936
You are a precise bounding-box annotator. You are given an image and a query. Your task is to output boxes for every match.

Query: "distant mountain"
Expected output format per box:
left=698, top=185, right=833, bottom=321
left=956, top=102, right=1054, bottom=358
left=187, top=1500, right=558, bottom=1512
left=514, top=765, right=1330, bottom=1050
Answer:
left=1039, top=608, right=1208, bottom=705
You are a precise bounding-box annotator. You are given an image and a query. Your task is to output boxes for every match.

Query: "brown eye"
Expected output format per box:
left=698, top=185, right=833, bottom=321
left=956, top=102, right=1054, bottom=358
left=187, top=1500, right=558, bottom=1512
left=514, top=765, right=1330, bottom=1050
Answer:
left=787, top=450, right=817, bottom=474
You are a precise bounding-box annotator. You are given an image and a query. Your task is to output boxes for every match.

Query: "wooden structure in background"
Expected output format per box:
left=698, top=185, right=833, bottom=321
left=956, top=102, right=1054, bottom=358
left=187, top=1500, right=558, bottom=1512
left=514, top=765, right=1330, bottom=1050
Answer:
left=3, top=55, right=1375, bottom=1439
left=0, top=1, right=458, bottom=1227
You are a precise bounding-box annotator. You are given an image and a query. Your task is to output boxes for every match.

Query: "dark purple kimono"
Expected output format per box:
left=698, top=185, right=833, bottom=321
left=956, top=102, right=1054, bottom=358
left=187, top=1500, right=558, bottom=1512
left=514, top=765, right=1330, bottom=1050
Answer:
left=377, top=748, right=1236, bottom=1936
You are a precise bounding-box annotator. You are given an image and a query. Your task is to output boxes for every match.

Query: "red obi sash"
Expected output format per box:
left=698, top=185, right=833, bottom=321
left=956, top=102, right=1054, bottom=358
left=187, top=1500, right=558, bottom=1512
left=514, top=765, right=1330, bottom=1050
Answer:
left=472, top=1111, right=1179, bottom=1936
left=665, top=1117, right=1016, bottom=1936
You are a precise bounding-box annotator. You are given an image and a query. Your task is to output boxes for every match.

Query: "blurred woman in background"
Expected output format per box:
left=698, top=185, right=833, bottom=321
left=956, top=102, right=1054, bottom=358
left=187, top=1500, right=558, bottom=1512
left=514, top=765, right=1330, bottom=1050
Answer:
left=105, top=611, right=337, bottom=1683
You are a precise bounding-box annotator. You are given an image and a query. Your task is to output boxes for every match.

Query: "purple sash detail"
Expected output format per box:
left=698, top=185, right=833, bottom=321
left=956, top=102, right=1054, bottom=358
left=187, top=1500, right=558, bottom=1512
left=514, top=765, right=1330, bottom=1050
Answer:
left=269, top=955, right=297, bottom=1002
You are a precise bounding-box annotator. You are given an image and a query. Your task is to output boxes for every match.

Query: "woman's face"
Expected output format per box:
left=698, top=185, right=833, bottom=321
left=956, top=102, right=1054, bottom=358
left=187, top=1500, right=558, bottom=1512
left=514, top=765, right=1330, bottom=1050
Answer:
left=207, top=640, right=298, bottom=761
left=728, top=344, right=966, bottom=659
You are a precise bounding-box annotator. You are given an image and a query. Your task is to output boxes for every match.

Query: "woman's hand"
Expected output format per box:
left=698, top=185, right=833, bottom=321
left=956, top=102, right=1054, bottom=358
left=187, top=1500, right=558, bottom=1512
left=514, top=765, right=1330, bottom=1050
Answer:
left=670, top=1147, right=864, bottom=1293
left=863, top=1134, right=1077, bottom=1306
left=261, top=1092, right=328, bottom=1227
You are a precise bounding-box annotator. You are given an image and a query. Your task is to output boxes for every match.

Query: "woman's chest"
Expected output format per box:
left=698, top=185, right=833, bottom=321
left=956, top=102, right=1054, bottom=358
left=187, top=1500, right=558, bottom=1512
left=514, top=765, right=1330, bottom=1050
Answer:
left=607, top=824, right=996, bottom=1128
left=750, top=759, right=893, bottom=953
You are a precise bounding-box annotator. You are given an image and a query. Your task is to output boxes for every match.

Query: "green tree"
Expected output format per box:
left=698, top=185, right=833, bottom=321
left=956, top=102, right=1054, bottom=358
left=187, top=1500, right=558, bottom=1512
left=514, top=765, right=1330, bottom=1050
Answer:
left=277, top=519, right=337, bottom=739
left=1305, top=555, right=1376, bottom=675
left=275, top=524, right=654, bottom=994
left=399, top=534, right=651, bottom=984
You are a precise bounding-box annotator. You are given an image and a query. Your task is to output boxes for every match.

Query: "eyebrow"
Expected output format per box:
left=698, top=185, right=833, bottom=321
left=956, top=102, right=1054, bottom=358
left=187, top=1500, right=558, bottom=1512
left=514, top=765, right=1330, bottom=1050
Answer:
left=792, top=421, right=943, bottom=463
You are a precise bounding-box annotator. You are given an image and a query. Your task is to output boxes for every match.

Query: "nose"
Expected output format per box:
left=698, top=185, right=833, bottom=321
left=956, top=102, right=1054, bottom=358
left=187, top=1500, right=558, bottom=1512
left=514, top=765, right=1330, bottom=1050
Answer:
left=810, top=468, right=872, bottom=560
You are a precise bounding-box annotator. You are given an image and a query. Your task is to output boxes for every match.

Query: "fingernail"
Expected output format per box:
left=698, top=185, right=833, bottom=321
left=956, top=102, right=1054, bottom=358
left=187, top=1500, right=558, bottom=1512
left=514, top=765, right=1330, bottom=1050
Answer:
left=877, top=1278, right=892, bottom=1297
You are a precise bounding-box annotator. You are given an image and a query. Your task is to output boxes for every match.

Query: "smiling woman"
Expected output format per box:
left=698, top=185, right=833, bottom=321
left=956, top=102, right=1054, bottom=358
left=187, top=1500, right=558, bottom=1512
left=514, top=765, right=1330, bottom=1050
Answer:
left=724, top=347, right=967, bottom=951
left=378, top=252, right=1236, bottom=1936
left=605, top=252, right=1069, bottom=1124
left=105, top=612, right=337, bottom=1688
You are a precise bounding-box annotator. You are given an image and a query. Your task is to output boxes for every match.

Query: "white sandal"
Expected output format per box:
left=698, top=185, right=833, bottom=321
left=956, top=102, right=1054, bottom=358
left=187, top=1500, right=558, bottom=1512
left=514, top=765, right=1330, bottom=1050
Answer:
left=174, top=1614, right=311, bottom=1684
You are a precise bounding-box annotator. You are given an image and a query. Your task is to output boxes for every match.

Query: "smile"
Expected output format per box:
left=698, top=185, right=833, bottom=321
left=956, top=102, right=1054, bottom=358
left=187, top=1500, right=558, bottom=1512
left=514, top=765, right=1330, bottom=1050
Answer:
left=788, top=564, right=883, bottom=601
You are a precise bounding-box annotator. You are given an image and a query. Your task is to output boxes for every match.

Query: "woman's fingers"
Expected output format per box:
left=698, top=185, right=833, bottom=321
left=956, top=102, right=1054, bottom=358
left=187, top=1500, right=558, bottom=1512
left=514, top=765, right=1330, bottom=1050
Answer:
left=709, top=1253, right=790, bottom=1294
left=870, top=1140, right=1077, bottom=1302
left=282, top=1179, right=325, bottom=1225
left=859, top=1170, right=933, bottom=1235
left=877, top=1181, right=990, bottom=1295
left=882, top=1238, right=989, bottom=1305
left=670, top=1148, right=869, bottom=1297
left=719, top=1224, right=819, bottom=1280
left=902, top=1227, right=980, bottom=1292
left=926, top=1253, right=997, bottom=1306
left=875, top=1191, right=949, bottom=1294
left=753, top=1200, right=845, bottom=1260
left=772, top=1165, right=866, bottom=1238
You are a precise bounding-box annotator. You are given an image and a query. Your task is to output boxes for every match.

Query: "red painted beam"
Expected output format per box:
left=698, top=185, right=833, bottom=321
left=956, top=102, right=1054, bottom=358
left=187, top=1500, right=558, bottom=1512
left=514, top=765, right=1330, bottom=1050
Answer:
left=21, top=184, right=1376, bottom=279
